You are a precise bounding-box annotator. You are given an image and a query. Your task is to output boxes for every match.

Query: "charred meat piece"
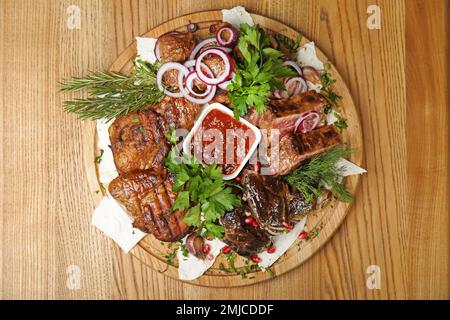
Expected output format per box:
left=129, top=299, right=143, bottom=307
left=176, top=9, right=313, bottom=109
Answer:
left=242, top=171, right=290, bottom=235
left=220, top=207, right=272, bottom=257
left=209, top=88, right=231, bottom=106
left=109, top=109, right=168, bottom=174
left=242, top=171, right=313, bottom=234
left=151, top=96, right=202, bottom=134
left=275, top=125, right=342, bottom=176
left=209, top=21, right=232, bottom=35
left=246, top=91, right=327, bottom=138
left=203, top=54, right=227, bottom=77
left=157, top=31, right=196, bottom=62
left=108, top=170, right=190, bottom=242
left=108, top=170, right=164, bottom=217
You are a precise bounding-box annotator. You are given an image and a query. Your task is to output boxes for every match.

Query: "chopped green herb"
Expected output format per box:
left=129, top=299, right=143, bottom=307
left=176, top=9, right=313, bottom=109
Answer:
left=131, top=117, right=140, bottom=123
left=178, top=240, right=189, bottom=258
left=94, top=149, right=104, bottom=164
left=165, top=128, right=179, bottom=145
left=333, top=112, right=348, bottom=132
left=138, top=126, right=145, bottom=134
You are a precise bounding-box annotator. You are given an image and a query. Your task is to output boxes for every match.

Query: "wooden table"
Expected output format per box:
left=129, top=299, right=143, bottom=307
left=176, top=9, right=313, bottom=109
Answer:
left=0, top=0, right=448, bottom=300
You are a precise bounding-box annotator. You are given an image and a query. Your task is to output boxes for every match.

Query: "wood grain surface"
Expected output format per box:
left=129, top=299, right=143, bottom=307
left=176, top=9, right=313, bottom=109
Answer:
left=0, top=0, right=448, bottom=299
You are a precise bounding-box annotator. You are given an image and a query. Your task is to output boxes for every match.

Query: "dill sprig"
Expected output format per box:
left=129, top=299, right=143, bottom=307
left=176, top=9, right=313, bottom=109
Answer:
left=60, top=59, right=163, bottom=121
left=285, top=146, right=353, bottom=203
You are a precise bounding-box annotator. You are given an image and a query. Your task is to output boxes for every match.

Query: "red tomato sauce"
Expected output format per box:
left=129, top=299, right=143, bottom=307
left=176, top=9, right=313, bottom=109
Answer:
left=191, top=109, right=256, bottom=175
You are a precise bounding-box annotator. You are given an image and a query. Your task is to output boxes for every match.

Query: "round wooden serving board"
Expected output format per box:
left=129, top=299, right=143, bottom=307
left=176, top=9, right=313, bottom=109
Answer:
left=85, top=10, right=363, bottom=287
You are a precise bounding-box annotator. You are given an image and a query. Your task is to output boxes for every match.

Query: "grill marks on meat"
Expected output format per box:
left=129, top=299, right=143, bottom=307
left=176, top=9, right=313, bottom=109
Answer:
left=109, top=109, right=169, bottom=174
left=220, top=207, right=272, bottom=257
left=276, top=125, right=342, bottom=176
left=157, top=32, right=196, bottom=62
left=242, top=171, right=312, bottom=235
left=108, top=170, right=190, bottom=242
left=245, top=91, right=327, bottom=138
left=151, top=96, right=202, bottom=134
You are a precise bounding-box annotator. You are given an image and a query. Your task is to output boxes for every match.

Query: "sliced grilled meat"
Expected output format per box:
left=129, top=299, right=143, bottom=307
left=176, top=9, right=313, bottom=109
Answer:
left=151, top=96, right=202, bottom=134
left=220, top=207, right=272, bottom=257
left=242, top=171, right=290, bottom=235
left=157, top=31, right=196, bottom=62
left=209, top=88, right=231, bottom=106
left=109, top=109, right=168, bottom=174
left=245, top=91, right=327, bottom=138
left=108, top=170, right=190, bottom=242
left=275, top=125, right=342, bottom=176
left=242, top=171, right=313, bottom=234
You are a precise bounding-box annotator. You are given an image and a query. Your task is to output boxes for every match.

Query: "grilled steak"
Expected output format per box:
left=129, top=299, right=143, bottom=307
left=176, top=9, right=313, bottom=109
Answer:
left=109, top=109, right=169, bottom=174
left=151, top=96, right=202, bottom=134
left=157, top=31, right=196, bottom=62
left=242, top=171, right=290, bottom=234
left=242, top=171, right=313, bottom=235
left=108, top=170, right=190, bottom=242
left=245, top=91, right=327, bottom=138
left=220, top=207, right=272, bottom=257
left=275, top=125, right=342, bottom=176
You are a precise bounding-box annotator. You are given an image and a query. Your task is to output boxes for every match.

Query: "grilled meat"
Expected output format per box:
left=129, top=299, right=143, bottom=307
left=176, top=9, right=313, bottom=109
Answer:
left=242, top=171, right=290, bottom=234
left=108, top=170, right=190, bottom=242
left=210, top=88, right=231, bottom=105
left=151, top=96, right=202, bottom=134
left=242, top=171, right=313, bottom=235
left=209, top=22, right=232, bottom=35
left=220, top=207, right=272, bottom=257
left=109, top=109, right=168, bottom=174
left=245, top=91, right=327, bottom=138
left=203, top=54, right=227, bottom=77
left=157, top=31, right=196, bottom=62
left=275, top=125, right=342, bottom=176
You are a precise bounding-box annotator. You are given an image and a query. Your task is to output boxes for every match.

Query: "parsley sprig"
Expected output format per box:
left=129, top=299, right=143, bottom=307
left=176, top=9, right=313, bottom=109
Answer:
left=227, top=24, right=296, bottom=119
left=165, top=149, right=241, bottom=239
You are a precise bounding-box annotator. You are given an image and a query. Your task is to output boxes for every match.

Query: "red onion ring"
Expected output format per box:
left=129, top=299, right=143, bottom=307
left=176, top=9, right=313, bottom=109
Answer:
left=282, top=61, right=303, bottom=76
left=178, top=63, right=217, bottom=104
left=195, top=48, right=232, bottom=85
left=284, top=77, right=308, bottom=97
left=294, top=111, right=320, bottom=134
left=218, top=72, right=235, bottom=90
left=189, top=38, right=217, bottom=60
left=156, top=62, right=189, bottom=98
left=185, top=70, right=213, bottom=98
left=198, top=46, right=232, bottom=55
left=216, top=26, right=238, bottom=47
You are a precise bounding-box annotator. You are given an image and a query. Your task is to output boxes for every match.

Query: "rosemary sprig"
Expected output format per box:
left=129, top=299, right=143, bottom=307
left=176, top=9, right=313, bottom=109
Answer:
left=60, top=59, right=163, bottom=121
left=285, top=146, right=353, bottom=203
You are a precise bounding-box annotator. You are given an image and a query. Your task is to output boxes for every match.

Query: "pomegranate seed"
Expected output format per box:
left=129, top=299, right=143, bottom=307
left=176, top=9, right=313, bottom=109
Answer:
left=298, top=231, right=308, bottom=239
left=253, top=161, right=261, bottom=172
left=202, top=244, right=210, bottom=254
left=207, top=253, right=214, bottom=260
left=251, top=255, right=261, bottom=263
left=221, top=245, right=232, bottom=254
left=235, top=175, right=242, bottom=183
left=282, top=221, right=294, bottom=231
left=251, top=220, right=259, bottom=228
left=245, top=217, right=254, bottom=224
left=266, top=246, right=276, bottom=254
